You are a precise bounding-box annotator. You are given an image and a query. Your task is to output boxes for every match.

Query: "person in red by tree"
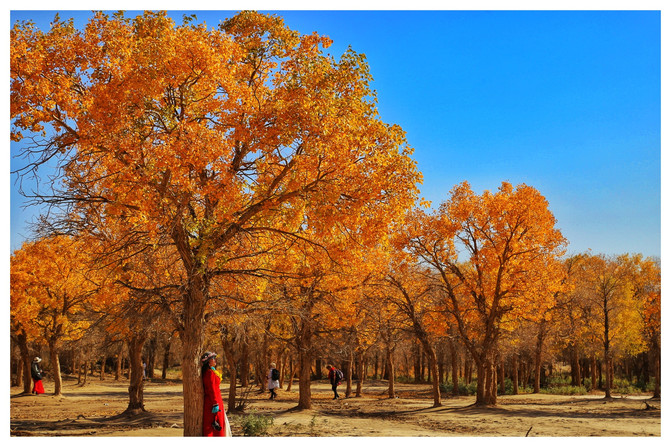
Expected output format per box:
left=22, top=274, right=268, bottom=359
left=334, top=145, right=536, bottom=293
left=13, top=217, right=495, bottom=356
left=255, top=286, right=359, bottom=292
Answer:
left=201, top=352, right=228, bottom=436
left=31, top=357, right=45, bottom=395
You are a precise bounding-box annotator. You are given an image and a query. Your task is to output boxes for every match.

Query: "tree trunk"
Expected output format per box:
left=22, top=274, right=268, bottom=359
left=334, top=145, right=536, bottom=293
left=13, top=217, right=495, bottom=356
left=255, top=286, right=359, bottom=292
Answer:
left=413, top=342, right=421, bottom=383
left=82, top=360, right=89, bottom=386
left=571, top=344, right=581, bottom=386
left=386, top=345, right=395, bottom=398
left=345, top=351, right=353, bottom=397
left=115, top=342, right=123, bottom=381
left=603, top=293, right=612, bottom=399
left=426, top=347, right=441, bottom=407
left=126, top=334, right=147, bottom=413
left=355, top=349, right=364, bottom=397
left=498, top=358, right=505, bottom=396
left=484, top=358, right=497, bottom=405
left=162, top=337, right=171, bottom=380
left=17, top=331, right=32, bottom=394
left=221, top=330, right=238, bottom=412
left=652, top=344, right=661, bottom=399
left=297, top=346, right=312, bottom=409
left=475, top=360, right=487, bottom=404
left=448, top=339, right=459, bottom=396
left=146, top=334, right=157, bottom=379
left=286, top=356, right=295, bottom=392
left=315, top=358, right=323, bottom=380
left=490, top=360, right=498, bottom=405
left=512, top=353, right=519, bottom=395
left=48, top=342, right=63, bottom=396
left=533, top=320, right=546, bottom=394
left=178, top=283, right=206, bottom=437
left=240, top=340, right=250, bottom=387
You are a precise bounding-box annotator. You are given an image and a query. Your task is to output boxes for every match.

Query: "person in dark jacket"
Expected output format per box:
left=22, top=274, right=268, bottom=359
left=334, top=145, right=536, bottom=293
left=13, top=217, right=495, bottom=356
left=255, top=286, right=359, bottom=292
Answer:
left=201, top=352, right=227, bottom=437
left=267, top=362, right=280, bottom=400
left=31, top=357, right=45, bottom=395
left=327, top=364, right=341, bottom=400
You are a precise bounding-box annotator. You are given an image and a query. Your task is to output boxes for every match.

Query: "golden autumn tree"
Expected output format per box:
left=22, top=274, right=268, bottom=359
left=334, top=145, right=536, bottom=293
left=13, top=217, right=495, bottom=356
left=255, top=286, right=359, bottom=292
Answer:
left=405, top=181, right=566, bottom=405
left=636, top=257, right=661, bottom=398
left=10, top=248, right=45, bottom=394
left=9, top=236, right=99, bottom=396
left=385, top=259, right=446, bottom=407
left=11, top=11, right=420, bottom=434
left=577, top=253, right=650, bottom=398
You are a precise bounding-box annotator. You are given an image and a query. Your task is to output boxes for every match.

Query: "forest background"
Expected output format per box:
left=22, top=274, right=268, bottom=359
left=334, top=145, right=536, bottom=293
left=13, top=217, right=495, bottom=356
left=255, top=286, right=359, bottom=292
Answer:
left=7, top=4, right=664, bottom=438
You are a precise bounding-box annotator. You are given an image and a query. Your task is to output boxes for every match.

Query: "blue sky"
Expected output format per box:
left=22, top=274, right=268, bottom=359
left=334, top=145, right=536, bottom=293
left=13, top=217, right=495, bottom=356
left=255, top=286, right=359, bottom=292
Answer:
left=7, top=7, right=662, bottom=258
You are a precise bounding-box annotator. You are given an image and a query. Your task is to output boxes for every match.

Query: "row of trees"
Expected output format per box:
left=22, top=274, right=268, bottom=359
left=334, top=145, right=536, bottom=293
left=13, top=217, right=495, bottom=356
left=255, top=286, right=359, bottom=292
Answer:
left=10, top=10, right=660, bottom=436
left=10, top=181, right=661, bottom=414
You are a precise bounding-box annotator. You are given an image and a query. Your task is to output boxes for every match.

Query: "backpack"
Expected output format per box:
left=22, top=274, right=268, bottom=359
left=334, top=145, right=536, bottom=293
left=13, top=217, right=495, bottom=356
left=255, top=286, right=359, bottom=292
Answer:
left=271, top=368, right=280, bottom=381
left=334, top=369, right=344, bottom=383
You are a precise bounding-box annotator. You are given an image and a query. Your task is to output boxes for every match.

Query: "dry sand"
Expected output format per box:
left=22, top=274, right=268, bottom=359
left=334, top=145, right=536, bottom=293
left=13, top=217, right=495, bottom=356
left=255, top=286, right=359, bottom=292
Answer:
left=9, top=376, right=661, bottom=437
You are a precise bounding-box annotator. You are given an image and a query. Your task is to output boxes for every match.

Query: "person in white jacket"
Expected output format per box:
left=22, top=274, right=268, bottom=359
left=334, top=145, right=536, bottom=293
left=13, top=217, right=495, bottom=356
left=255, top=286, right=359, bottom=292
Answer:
left=267, top=362, right=280, bottom=400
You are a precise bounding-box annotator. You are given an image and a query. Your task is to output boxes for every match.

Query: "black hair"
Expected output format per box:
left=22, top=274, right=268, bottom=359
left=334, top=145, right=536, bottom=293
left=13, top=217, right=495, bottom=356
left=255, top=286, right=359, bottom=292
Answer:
left=201, top=361, right=211, bottom=377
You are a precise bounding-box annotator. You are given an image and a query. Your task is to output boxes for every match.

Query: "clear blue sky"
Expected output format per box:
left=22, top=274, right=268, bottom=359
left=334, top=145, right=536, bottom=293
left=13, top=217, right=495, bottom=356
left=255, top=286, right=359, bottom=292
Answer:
left=8, top=8, right=662, bottom=258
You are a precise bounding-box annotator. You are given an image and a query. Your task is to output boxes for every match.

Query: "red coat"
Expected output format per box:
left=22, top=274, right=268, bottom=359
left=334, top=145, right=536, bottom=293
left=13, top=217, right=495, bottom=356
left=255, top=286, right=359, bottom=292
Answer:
left=202, top=368, right=227, bottom=436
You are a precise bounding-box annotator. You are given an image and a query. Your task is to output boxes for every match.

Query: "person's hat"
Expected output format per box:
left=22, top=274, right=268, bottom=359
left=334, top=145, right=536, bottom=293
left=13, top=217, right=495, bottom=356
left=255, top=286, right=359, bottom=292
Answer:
left=34, top=357, right=41, bottom=363
left=200, top=352, right=217, bottom=363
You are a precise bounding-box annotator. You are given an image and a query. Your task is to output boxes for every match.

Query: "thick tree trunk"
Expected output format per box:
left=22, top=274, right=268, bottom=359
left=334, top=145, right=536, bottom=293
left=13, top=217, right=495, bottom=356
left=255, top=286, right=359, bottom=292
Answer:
left=485, top=358, right=497, bottom=405
left=297, top=346, right=312, bottom=409
left=48, top=339, right=63, bottom=396
left=345, top=351, right=353, bottom=397
left=179, top=283, right=206, bottom=437
left=475, top=360, right=487, bottom=404
left=126, top=334, right=147, bottom=413
left=17, top=332, right=32, bottom=394
left=355, top=349, right=364, bottom=397
left=604, top=356, right=613, bottom=398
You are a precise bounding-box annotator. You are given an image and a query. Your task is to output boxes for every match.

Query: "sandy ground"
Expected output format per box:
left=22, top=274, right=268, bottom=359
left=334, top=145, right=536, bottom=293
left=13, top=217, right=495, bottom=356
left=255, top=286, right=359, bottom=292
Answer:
left=9, top=376, right=661, bottom=437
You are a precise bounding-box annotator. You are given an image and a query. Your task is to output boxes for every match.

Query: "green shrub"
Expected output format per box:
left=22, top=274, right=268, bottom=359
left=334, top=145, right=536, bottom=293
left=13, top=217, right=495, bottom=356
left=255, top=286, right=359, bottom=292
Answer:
left=546, top=385, right=588, bottom=395
left=240, top=411, right=274, bottom=436
left=440, top=378, right=478, bottom=395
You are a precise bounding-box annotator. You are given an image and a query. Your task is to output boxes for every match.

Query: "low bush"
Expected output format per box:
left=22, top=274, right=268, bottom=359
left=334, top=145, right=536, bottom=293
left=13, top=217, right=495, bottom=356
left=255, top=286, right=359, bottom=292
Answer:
left=240, top=411, right=274, bottom=436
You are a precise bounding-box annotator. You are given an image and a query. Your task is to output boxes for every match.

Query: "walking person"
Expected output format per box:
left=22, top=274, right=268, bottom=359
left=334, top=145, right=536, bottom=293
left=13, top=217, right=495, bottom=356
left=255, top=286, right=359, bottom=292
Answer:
left=201, top=352, right=230, bottom=437
left=268, top=362, right=280, bottom=400
left=31, top=357, right=45, bottom=395
left=327, top=364, right=343, bottom=400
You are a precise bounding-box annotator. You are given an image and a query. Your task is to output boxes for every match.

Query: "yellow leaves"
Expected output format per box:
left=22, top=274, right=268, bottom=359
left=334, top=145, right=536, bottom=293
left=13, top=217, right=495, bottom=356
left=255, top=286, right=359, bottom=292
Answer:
left=10, top=236, right=105, bottom=344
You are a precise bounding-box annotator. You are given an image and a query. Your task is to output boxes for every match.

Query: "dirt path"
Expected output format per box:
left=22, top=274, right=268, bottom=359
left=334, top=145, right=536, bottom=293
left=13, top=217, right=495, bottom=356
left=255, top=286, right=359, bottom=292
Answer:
left=10, top=377, right=661, bottom=437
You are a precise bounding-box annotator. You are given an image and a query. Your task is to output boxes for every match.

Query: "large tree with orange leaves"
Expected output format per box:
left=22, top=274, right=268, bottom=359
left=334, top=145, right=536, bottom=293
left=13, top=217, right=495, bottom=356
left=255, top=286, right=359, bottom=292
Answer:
left=405, top=181, right=566, bottom=405
left=10, top=236, right=102, bottom=396
left=11, top=11, right=420, bottom=434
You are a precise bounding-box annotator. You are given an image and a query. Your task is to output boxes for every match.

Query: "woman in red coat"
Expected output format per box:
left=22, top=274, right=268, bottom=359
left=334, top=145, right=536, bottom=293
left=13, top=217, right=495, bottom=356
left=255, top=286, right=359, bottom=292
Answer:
left=201, top=352, right=228, bottom=436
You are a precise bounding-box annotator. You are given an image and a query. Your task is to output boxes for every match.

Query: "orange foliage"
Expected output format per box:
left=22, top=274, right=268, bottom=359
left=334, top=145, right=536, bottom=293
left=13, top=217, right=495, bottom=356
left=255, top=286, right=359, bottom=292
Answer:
left=10, top=236, right=99, bottom=345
